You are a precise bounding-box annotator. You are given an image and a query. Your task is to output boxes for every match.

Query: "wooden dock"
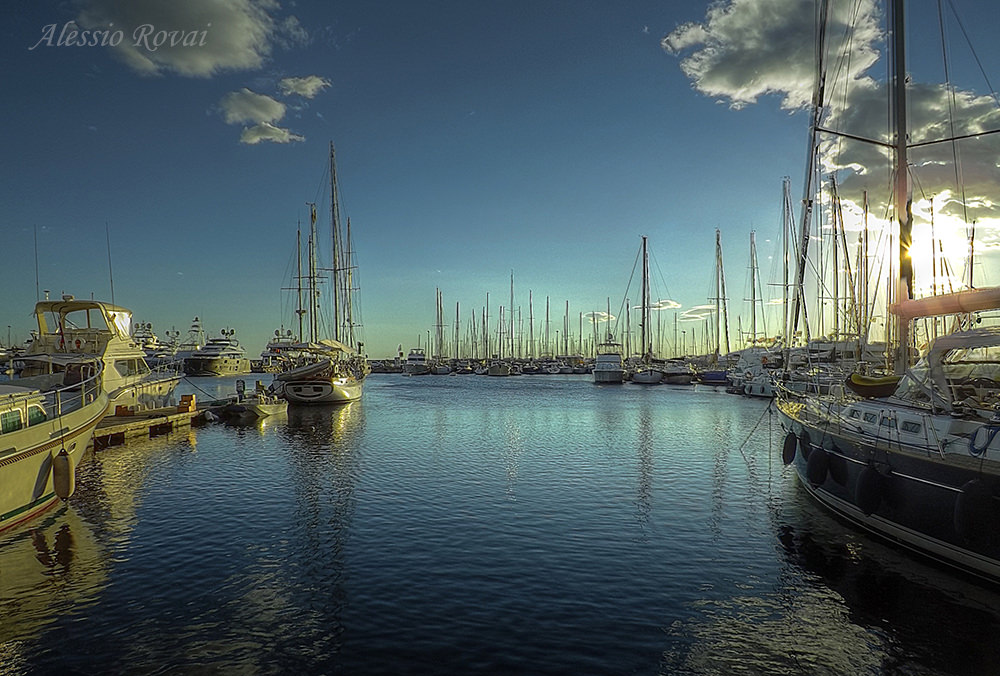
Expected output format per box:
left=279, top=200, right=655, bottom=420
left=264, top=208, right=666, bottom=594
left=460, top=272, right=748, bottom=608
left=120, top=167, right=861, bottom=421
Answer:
left=91, top=399, right=206, bottom=450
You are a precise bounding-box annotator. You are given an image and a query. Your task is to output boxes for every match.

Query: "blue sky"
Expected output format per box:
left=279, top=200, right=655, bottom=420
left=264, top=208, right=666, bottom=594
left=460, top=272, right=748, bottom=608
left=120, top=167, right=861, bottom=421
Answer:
left=3, top=1, right=998, bottom=358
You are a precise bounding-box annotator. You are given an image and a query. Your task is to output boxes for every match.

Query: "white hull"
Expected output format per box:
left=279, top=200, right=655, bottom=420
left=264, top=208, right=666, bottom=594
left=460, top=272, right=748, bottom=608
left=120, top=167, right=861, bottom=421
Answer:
left=281, top=377, right=363, bottom=404
left=1, top=386, right=108, bottom=530
left=593, top=368, right=624, bottom=384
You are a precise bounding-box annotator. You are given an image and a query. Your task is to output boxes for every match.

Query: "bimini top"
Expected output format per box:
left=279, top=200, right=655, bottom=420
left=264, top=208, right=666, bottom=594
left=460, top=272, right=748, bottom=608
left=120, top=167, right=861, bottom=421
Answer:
left=33, top=296, right=133, bottom=339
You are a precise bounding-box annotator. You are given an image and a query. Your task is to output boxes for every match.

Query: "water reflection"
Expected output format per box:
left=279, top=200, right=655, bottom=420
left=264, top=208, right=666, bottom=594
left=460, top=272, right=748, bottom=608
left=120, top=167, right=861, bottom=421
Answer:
left=0, top=504, right=107, bottom=650
left=634, top=401, right=653, bottom=539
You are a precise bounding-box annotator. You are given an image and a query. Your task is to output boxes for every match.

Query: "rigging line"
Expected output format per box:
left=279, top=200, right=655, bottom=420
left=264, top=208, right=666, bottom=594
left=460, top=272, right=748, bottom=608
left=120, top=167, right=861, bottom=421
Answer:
left=937, top=0, right=970, bottom=229
left=613, top=244, right=643, bottom=340
left=945, top=0, right=1000, bottom=109
left=736, top=400, right=773, bottom=465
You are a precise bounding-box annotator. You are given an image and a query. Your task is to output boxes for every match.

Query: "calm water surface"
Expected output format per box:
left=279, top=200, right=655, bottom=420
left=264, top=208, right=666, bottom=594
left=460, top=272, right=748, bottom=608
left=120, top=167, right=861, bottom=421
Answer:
left=2, top=374, right=999, bottom=675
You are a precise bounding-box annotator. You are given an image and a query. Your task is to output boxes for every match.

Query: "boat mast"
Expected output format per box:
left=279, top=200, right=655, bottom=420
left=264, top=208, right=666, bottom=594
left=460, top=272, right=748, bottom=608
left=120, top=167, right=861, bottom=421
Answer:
left=640, top=235, right=650, bottom=360
left=749, top=231, right=757, bottom=345
left=294, top=221, right=305, bottom=343
left=308, top=206, right=318, bottom=343
left=892, top=0, right=913, bottom=374
left=528, top=290, right=534, bottom=359
left=509, top=272, right=515, bottom=359
left=329, top=142, right=342, bottom=344
left=791, top=0, right=832, bottom=346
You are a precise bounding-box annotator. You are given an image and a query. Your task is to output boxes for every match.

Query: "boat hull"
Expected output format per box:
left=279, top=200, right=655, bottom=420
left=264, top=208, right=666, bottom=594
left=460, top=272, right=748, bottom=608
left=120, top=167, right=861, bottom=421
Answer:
left=593, top=368, right=624, bottom=384
left=776, top=397, right=1000, bottom=583
left=0, top=393, right=107, bottom=531
left=281, top=377, right=363, bottom=404
left=183, top=357, right=251, bottom=376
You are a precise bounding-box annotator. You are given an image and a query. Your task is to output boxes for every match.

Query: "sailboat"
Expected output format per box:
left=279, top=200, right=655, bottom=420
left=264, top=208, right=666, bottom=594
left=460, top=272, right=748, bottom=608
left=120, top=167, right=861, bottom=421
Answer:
left=631, top=236, right=663, bottom=384
left=775, top=0, right=1000, bottom=583
left=275, top=142, right=370, bottom=405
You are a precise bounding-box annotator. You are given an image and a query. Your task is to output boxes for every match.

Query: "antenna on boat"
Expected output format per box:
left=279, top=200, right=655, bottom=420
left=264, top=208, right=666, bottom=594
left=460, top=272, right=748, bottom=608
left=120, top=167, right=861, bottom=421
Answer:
left=106, top=221, right=116, bottom=306
left=34, top=225, right=40, bottom=302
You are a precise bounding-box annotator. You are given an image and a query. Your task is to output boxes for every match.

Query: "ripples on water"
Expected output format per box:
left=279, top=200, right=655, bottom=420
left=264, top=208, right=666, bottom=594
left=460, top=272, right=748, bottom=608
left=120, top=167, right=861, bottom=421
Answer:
left=2, top=374, right=999, bottom=675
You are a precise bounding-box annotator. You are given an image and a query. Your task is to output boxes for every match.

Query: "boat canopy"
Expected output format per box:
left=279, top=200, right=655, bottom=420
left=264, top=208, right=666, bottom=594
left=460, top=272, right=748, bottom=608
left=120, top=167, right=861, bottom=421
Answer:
left=34, top=298, right=132, bottom=339
left=894, top=327, right=1000, bottom=412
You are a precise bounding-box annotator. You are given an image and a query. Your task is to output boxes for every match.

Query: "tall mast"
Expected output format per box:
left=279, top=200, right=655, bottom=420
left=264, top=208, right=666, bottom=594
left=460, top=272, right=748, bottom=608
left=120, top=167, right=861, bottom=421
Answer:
left=296, top=222, right=304, bottom=342
left=308, top=208, right=318, bottom=343
left=749, top=231, right=757, bottom=345
left=509, top=272, right=515, bottom=358
left=329, top=142, right=342, bottom=344
left=892, top=0, right=912, bottom=374
left=640, top=235, right=649, bottom=359
left=528, top=290, right=534, bottom=359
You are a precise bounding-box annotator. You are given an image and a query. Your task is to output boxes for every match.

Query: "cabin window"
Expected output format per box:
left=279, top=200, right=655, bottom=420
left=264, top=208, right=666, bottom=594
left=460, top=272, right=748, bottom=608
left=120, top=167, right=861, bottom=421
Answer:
left=863, top=412, right=878, bottom=423
left=901, top=421, right=922, bottom=434
left=115, top=359, right=146, bottom=377
left=879, top=417, right=896, bottom=429
left=27, top=405, right=47, bottom=426
left=1, top=409, right=23, bottom=434
left=849, top=410, right=861, bottom=419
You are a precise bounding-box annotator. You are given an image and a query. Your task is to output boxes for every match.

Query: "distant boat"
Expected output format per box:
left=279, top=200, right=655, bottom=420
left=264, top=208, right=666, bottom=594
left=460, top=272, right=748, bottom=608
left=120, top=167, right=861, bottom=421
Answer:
left=487, top=361, right=511, bottom=377
left=183, top=328, right=251, bottom=376
left=593, top=336, right=624, bottom=384
left=403, top=347, right=431, bottom=375
left=0, top=362, right=108, bottom=530
left=257, top=328, right=299, bottom=373
left=172, top=316, right=207, bottom=363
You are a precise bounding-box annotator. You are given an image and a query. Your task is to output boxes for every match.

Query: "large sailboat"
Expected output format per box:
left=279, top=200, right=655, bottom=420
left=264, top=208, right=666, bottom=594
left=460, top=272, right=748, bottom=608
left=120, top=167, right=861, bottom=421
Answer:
left=774, top=0, right=1000, bottom=582
left=275, top=142, right=369, bottom=405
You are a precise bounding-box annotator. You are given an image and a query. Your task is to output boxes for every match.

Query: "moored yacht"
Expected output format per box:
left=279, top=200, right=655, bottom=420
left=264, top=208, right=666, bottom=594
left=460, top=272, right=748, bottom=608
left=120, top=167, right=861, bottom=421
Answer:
left=593, top=335, right=625, bottom=384
left=0, top=363, right=108, bottom=530
left=16, top=296, right=182, bottom=413
left=403, top=347, right=431, bottom=375
left=183, top=328, right=251, bottom=376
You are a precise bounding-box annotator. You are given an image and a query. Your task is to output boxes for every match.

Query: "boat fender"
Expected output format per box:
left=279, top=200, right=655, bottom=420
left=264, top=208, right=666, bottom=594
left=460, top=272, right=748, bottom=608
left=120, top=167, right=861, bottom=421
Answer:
left=854, top=466, right=882, bottom=515
left=745, top=370, right=753, bottom=382
left=798, top=430, right=812, bottom=460
left=782, top=432, right=797, bottom=465
left=826, top=450, right=848, bottom=486
left=52, top=448, right=75, bottom=500
left=954, top=479, right=994, bottom=543
left=806, top=448, right=829, bottom=486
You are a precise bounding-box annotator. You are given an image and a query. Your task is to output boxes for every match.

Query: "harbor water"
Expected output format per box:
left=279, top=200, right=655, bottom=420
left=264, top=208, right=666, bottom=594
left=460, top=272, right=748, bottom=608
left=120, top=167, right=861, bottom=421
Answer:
left=3, top=374, right=1000, bottom=675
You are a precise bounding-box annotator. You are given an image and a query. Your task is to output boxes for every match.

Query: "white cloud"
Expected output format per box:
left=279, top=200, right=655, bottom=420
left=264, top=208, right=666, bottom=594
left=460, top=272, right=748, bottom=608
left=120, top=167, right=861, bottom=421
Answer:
left=240, top=122, right=305, bottom=145
left=279, top=75, right=332, bottom=98
left=219, top=88, right=285, bottom=125
left=665, top=0, right=1000, bottom=233
left=76, top=0, right=306, bottom=77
